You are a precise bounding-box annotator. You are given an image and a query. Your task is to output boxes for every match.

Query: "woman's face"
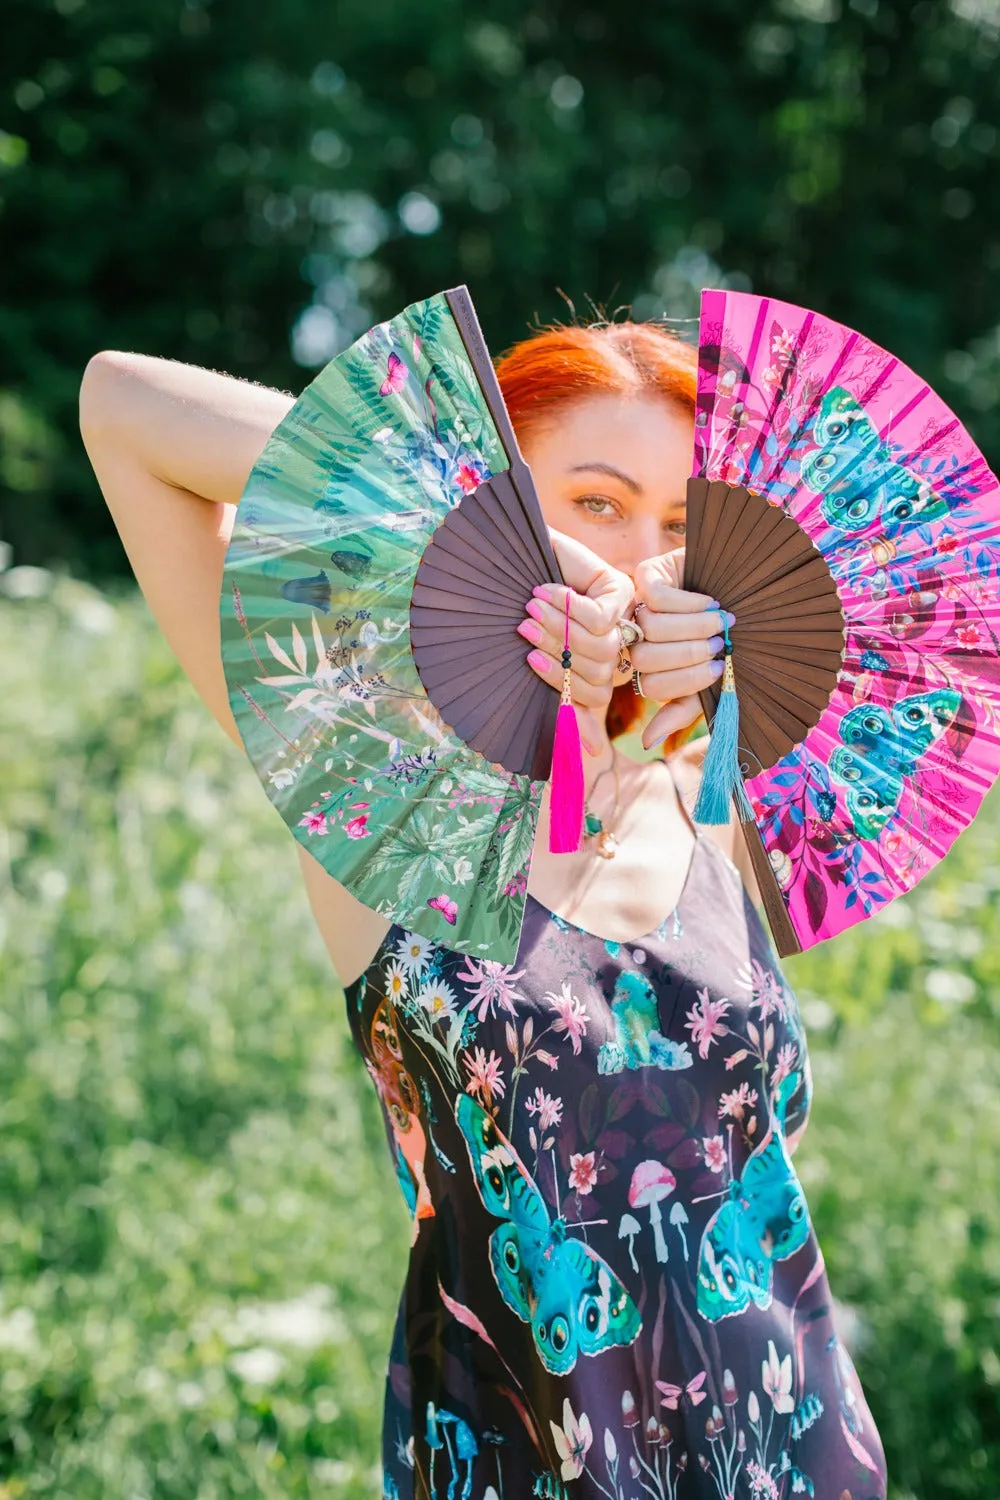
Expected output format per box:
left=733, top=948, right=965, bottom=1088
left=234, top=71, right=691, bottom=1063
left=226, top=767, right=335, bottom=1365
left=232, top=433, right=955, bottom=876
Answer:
left=519, top=392, right=695, bottom=580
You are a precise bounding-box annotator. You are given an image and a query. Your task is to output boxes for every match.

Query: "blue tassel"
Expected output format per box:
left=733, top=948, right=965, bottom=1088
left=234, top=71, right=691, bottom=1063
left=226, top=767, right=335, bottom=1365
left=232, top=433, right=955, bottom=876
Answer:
left=692, top=622, right=756, bottom=826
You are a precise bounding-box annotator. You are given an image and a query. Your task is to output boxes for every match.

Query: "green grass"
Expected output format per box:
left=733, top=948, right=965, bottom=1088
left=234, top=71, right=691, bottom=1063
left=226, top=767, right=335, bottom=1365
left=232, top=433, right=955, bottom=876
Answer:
left=1, top=565, right=998, bottom=1497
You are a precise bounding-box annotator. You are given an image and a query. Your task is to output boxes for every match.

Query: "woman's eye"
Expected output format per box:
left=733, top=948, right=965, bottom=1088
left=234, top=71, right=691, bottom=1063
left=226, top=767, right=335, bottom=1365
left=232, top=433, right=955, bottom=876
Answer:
left=664, top=519, right=687, bottom=536
left=575, top=494, right=618, bottom=517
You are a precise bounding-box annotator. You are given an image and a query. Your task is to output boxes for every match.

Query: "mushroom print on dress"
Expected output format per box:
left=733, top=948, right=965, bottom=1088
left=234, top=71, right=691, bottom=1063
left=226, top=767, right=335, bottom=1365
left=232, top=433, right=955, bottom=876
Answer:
left=344, top=760, right=889, bottom=1499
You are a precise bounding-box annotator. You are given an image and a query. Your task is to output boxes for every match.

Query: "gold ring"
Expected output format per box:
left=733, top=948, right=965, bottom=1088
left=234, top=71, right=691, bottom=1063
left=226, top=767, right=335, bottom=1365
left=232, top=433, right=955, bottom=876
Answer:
left=616, top=646, right=632, bottom=675
left=631, top=668, right=645, bottom=698
left=617, top=617, right=644, bottom=648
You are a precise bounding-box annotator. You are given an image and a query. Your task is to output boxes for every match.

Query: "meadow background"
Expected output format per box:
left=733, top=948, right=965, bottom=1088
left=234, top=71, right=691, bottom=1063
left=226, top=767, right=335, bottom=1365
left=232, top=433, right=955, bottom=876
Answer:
left=2, top=0, right=1000, bottom=1495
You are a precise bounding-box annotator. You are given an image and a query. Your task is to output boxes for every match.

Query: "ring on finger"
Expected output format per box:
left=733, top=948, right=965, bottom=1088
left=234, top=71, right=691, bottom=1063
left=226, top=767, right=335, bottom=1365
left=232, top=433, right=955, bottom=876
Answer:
left=616, top=645, right=632, bottom=675
left=617, top=617, right=645, bottom=649
left=631, top=668, right=646, bottom=698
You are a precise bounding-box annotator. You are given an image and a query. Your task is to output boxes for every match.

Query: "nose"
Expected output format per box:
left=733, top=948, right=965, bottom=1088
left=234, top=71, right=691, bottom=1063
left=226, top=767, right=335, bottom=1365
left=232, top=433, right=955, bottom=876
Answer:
left=621, top=515, right=676, bottom=574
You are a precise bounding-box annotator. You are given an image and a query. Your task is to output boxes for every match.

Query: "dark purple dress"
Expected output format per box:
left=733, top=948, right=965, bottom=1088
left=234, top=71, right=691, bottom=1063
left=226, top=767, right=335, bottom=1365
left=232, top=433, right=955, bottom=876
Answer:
left=344, top=764, right=888, bottom=1500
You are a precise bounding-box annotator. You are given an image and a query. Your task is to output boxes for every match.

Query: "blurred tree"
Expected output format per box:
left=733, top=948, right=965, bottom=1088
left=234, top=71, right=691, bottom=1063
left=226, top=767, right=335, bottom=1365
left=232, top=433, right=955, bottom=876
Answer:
left=2, top=0, right=999, bottom=574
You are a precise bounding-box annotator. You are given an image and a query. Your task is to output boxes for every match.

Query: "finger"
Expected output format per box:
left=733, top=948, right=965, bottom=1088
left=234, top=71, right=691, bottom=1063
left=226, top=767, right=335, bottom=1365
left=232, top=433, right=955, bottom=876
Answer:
left=641, top=695, right=705, bottom=750
left=634, top=549, right=717, bottom=615
left=633, top=657, right=724, bottom=706
left=524, top=648, right=615, bottom=710
left=518, top=598, right=620, bottom=680
left=544, top=528, right=635, bottom=634
left=630, top=634, right=725, bottom=675
left=638, top=606, right=735, bottom=646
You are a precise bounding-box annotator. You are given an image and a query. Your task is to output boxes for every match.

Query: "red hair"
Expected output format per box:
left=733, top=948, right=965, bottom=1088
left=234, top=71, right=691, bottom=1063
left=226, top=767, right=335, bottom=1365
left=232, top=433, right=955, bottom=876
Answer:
left=495, top=321, right=699, bottom=747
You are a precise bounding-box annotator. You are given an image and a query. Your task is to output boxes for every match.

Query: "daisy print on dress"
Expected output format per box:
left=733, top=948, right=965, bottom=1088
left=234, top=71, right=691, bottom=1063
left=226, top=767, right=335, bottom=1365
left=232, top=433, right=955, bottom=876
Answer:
left=454, top=1093, right=642, bottom=1374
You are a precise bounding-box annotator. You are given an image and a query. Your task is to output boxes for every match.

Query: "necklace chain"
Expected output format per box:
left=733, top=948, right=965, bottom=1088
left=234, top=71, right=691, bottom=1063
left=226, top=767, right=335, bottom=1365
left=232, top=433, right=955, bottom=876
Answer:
left=583, top=747, right=622, bottom=859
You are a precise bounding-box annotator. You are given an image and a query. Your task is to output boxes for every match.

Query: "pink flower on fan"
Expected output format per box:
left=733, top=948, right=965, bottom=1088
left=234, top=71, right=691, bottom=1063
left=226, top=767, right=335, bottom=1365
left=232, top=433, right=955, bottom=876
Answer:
left=937, top=531, right=961, bottom=555
left=344, top=813, right=370, bottom=838
left=455, top=955, right=527, bottom=1021
left=299, top=809, right=329, bottom=835
left=427, top=894, right=459, bottom=924
left=568, top=1151, right=598, bottom=1195
left=684, top=988, right=730, bottom=1059
left=545, top=982, right=589, bottom=1053
left=455, top=461, right=483, bottom=494
left=956, top=622, right=981, bottom=648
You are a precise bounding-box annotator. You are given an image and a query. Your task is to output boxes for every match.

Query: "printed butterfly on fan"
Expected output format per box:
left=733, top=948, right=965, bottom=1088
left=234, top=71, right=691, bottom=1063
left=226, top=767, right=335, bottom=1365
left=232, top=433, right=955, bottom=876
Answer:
left=696, top=1072, right=811, bottom=1322
left=455, top=1093, right=641, bottom=1374
left=829, top=688, right=961, bottom=838
left=800, top=387, right=953, bottom=537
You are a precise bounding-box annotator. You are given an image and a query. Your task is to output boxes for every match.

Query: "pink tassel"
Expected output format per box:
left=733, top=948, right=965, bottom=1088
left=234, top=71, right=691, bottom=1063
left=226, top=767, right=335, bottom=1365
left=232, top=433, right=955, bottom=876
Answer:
left=548, top=593, right=584, bottom=853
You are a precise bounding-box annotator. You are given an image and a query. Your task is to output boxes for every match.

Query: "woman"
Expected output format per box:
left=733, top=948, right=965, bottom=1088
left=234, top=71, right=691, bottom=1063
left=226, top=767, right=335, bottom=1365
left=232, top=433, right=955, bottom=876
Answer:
left=79, top=316, right=888, bottom=1499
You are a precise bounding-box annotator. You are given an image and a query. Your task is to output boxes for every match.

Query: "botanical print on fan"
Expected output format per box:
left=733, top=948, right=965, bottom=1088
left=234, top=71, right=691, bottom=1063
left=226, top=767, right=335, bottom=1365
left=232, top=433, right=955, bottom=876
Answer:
left=221, top=292, right=545, bottom=962
left=694, top=288, right=1000, bottom=943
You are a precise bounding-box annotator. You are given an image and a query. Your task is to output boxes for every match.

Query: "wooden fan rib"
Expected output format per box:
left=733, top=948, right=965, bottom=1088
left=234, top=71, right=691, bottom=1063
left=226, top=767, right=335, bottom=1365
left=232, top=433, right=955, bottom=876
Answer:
left=701, top=499, right=793, bottom=602
left=734, top=625, right=845, bottom=649
left=417, top=640, right=528, bottom=693
left=433, top=507, right=540, bottom=596
left=476, top=470, right=555, bottom=582
left=442, top=653, right=535, bottom=742
left=412, top=633, right=526, bottom=670
left=732, top=648, right=837, bottom=711
left=683, top=477, right=710, bottom=587
left=410, top=582, right=525, bottom=618
left=491, top=673, right=554, bottom=774
left=417, top=552, right=528, bottom=611
left=452, top=483, right=546, bottom=589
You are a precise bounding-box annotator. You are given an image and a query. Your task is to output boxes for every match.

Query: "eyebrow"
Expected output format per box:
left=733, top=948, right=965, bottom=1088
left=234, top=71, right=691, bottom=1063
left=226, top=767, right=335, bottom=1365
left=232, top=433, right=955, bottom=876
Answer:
left=568, top=462, right=643, bottom=494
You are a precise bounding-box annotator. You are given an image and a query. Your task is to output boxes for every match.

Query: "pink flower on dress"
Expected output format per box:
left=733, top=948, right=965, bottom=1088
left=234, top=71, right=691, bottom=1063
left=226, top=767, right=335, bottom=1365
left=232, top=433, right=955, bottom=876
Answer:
left=463, top=1047, right=506, bottom=1106
left=746, top=1460, right=779, bottom=1499
left=545, top=982, right=589, bottom=1054
left=718, top=1082, right=758, bottom=1122
left=549, top=1398, right=593, bottom=1481
left=684, top=988, right=731, bottom=1059
left=299, top=809, right=328, bottom=835
left=772, top=1042, right=798, bottom=1089
left=455, top=956, right=527, bottom=1021
left=525, top=1089, right=563, bottom=1131
left=702, top=1135, right=727, bottom=1174
left=761, top=1339, right=795, bottom=1414
left=568, top=1151, right=598, bottom=1195
left=535, top=1049, right=560, bottom=1071
left=735, top=958, right=787, bottom=1020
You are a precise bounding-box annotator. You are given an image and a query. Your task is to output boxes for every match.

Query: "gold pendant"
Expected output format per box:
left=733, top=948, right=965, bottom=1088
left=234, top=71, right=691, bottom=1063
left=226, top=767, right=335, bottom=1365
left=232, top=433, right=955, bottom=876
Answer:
left=596, top=830, right=618, bottom=859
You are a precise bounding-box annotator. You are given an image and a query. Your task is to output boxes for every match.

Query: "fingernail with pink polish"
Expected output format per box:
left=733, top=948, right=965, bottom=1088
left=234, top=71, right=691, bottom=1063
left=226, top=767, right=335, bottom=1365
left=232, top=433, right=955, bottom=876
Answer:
left=526, top=649, right=549, bottom=672
left=517, top=619, right=542, bottom=644
left=532, top=585, right=552, bottom=603
left=525, top=598, right=546, bottom=623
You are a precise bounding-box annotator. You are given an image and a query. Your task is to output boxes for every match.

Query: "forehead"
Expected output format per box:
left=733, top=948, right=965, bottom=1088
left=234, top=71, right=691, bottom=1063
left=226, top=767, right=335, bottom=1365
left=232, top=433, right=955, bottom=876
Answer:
left=523, top=392, right=693, bottom=482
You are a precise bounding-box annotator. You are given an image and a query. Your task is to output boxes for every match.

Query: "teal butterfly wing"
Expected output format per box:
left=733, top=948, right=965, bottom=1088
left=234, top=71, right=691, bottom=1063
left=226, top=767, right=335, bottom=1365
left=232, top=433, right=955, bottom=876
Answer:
left=830, top=690, right=962, bottom=838
left=454, top=1094, right=641, bottom=1372
left=454, top=1094, right=548, bottom=1323
left=696, top=1073, right=810, bottom=1322
left=801, top=387, right=951, bottom=536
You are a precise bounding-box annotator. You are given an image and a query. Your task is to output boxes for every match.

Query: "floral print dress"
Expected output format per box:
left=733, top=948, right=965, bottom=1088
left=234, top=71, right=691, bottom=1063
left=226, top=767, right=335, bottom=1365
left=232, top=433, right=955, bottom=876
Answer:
left=344, top=763, right=888, bottom=1500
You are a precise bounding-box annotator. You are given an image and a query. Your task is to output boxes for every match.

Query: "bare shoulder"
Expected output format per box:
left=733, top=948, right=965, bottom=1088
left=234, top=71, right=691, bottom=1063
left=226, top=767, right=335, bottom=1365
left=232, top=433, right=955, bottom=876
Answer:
left=665, top=738, right=760, bottom=904
left=294, top=843, right=392, bottom=989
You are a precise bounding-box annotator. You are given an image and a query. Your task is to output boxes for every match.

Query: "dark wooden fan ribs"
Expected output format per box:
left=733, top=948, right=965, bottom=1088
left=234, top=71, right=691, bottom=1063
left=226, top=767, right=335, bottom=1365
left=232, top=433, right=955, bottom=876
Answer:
left=684, top=477, right=847, bottom=956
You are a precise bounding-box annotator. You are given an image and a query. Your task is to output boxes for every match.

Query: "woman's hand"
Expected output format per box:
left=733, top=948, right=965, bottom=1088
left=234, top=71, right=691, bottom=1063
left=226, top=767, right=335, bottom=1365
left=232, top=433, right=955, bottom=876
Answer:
left=630, top=550, right=734, bottom=751
left=518, top=528, right=635, bottom=755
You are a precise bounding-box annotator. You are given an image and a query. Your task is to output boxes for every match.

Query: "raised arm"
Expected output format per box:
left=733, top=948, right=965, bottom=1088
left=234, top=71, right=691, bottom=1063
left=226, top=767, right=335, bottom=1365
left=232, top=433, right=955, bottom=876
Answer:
left=79, top=352, right=295, bottom=747
left=79, top=352, right=392, bottom=986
